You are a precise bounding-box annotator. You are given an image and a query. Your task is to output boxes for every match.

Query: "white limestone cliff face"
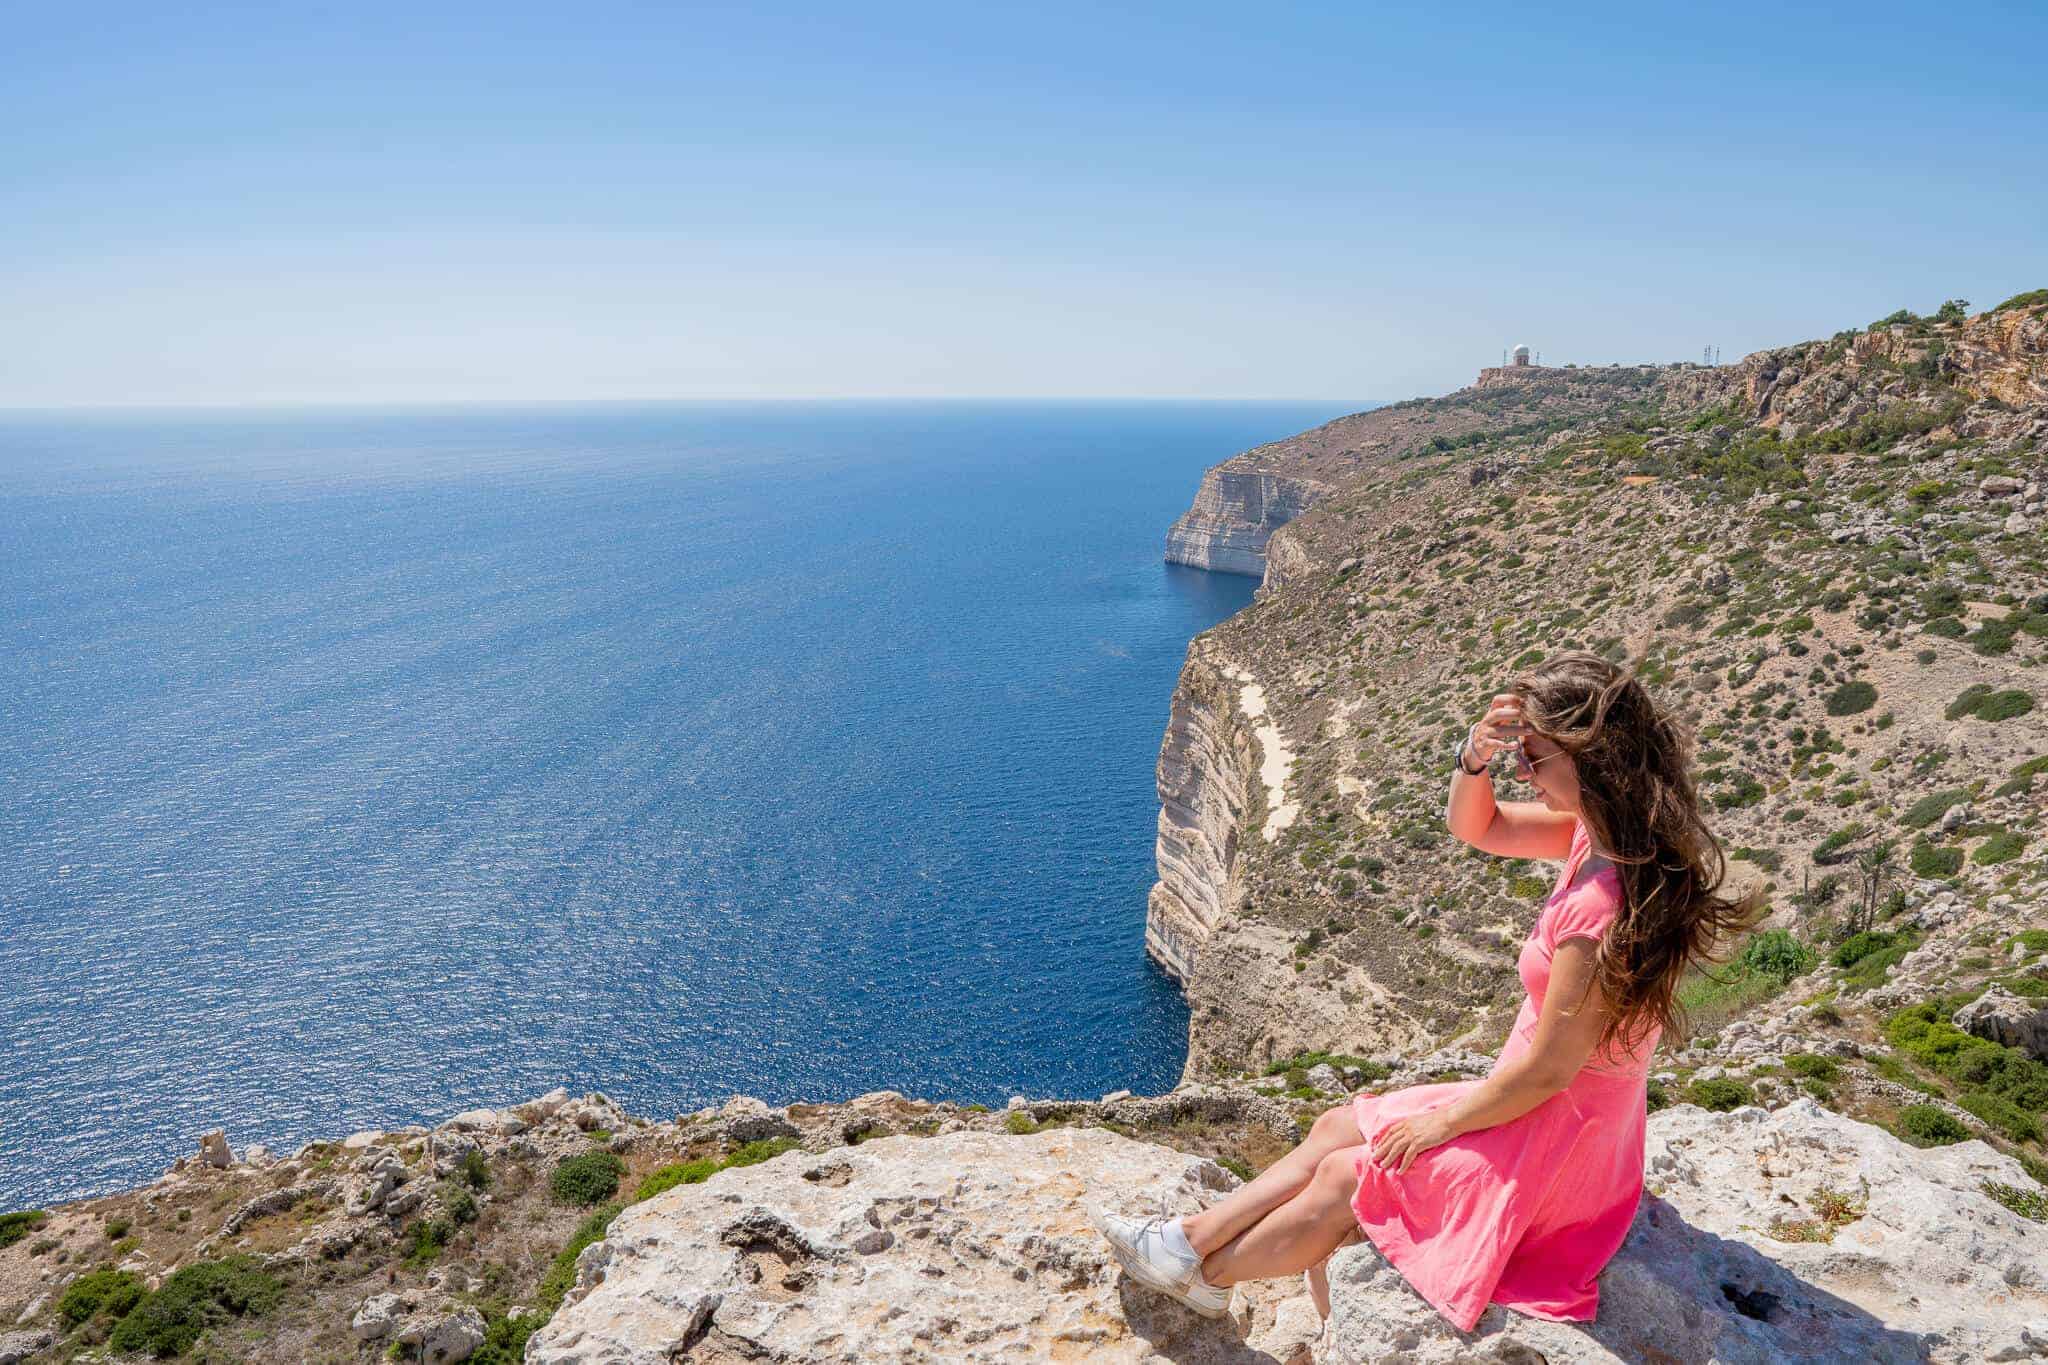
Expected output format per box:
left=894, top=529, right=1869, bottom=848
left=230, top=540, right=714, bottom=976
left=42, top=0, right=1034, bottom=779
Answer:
left=524, top=1100, right=2048, bottom=1365
left=1147, top=648, right=1257, bottom=986
left=1164, top=465, right=1327, bottom=576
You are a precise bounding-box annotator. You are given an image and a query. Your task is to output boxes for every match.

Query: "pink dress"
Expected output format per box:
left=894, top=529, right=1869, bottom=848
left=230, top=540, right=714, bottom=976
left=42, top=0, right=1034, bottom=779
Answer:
left=1348, top=818, right=1653, bottom=1332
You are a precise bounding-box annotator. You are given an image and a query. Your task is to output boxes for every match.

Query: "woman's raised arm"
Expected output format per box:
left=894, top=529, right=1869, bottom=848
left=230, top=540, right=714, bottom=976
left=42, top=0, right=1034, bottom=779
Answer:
left=1445, top=692, right=1576, bottom=859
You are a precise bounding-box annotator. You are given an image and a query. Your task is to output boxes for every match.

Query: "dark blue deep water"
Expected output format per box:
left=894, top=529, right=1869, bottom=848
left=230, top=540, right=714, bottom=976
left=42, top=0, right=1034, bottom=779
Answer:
left=0, top=400, right=1355, bottom=1207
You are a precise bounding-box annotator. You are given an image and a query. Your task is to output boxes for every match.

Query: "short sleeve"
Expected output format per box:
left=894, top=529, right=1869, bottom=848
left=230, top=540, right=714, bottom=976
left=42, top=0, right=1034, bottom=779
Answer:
left=1546, top=872, right=1622, bottom=950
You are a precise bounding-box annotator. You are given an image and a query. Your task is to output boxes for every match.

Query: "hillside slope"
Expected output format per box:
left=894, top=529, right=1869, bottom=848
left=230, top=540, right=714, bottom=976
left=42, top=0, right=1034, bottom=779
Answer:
left=1152, top=295, right=2048, bottom=1171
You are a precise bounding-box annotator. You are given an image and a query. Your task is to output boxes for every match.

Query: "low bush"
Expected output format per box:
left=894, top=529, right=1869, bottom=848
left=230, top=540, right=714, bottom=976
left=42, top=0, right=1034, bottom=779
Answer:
left=1833, top=931, right=1900, bottom=968
left=723, top=1137, right=802, bottom=1167
left=1901, top=788, right=1969, bottom=829
left=1783, top=1052, right=1839, bottom=1081
left=1825, top=681, right=1877, bottom=716
left=58, top=1268, right=146, bottom=1326
left=107, top=1255, right=283, bottom=1357
left=1887, top=1001, right=2048, bottom=1109
left=1974, top=690, right=2036, bottom=721
left=634, top=1160, right=719, bottom=1201
left=551, top=1151, right=627, bottom=1206
left=1895, top=1104, right=1970, bottom=1147
left=1686, top=1077, right=1754, bottom=1112
left=1737, top=929, right=1819, bottom=984
left=1992, top=288, right=2048, bottom=314
left=0, top=1211, right=46, bottom=1250
left=1974, top=831, right=2028, bottom=866
left=1983, top=1181, right=2048, bottom=1220
left=1910, top=840, right=1965, bottom=877
left=457, top=1148, right=491, bottom=1190
left=1959, top=1091, right=2042, bottom=1143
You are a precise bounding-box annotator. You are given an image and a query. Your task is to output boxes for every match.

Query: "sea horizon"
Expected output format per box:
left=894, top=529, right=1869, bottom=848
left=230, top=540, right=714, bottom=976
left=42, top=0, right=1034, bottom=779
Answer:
left=0, top=397, right=1366, bottom=1206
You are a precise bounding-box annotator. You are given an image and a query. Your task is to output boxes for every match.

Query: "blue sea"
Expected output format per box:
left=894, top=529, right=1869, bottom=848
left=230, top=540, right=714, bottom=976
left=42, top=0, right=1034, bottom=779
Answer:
left=0, top=399, right=1357, bottom=1208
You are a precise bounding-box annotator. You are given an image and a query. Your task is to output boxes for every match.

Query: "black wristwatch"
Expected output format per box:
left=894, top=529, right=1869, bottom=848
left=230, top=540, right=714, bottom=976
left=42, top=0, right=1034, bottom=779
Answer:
left=1454, top=730, right=1486, bottom=776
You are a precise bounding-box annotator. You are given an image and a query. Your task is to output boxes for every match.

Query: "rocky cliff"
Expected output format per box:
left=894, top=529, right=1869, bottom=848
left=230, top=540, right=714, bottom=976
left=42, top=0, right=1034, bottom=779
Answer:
left=1153, top=294, right=2048, bottom=1092
left=1163, top=466, right=1329, bottom=575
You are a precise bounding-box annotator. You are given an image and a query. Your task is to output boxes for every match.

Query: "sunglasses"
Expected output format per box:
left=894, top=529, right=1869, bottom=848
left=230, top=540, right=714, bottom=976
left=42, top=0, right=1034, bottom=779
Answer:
left=1511, top=739, right=1566, bottom=778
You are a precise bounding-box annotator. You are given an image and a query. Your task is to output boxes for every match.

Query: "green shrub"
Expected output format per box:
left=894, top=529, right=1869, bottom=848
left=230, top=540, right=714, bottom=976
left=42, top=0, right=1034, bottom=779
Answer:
left=1895, top=1105, right=1970, bottom=1147
left=1946, top=685, right=1994, bottom=720
left=59, top=1268, right=146, bottom=1326
left=1992, top=288, right=2048, bottom=314
left=1959, top=1091, right=2042, bottom=1143
left=1833, top=931, right=1900, bottom=968
left=2011, top=930, right=2048, bottom=953
left=1738, top=929, right=1819, bottom=984
left=103, top=1217, right=131, bottom=1240
left=107, top=1256, right=282, bottom=1357
left=724, top=1137, right=802, bottom=1167
left=470, top=1311, right=543, bottom=1365
left=1965, top=689, right=2035, bottom=721
left=457, top=1148, right=491, bottom=1190
left=1783, top=1052, right=1839, bottom=1081
left=1825, top=681, right=1877, bottom=716
left=1910, top=840, right=1965, bottom=877
left=1901, top=788, right=1969, bottom=829
left=1974, top=831, right=2028, bottom=865
left=533, top=1203, right=624, bottom=1319
left=1839, top=931, right=1920, bottom=991
left=0, top=1210, right=46, bottom=1250
left=1812, top=823, right=1868, bottom=865
left=1983, top=1181, right=2048, bottom=1220
left=1646, top=1079, right=1669, bottom=1112
left=1887, top=1002, right=2048, bottom=1109
left=635, top=1160, right=719, bottom=1201
left=1686, top=1077, right=1754, bottom=1112
left=550, top=1151, right=627, bottom=1206
left=1004, top=1111, right=1041, bottom=1135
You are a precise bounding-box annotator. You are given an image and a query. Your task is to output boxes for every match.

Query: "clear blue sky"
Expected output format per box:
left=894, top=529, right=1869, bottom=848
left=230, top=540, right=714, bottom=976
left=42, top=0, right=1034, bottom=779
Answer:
left=3, top=2, right=2043, bottom=406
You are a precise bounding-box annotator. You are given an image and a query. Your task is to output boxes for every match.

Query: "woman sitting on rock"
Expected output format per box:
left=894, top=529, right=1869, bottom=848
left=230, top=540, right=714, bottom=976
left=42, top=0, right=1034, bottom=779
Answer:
left=1092, top=651, right=1758, bottom=1330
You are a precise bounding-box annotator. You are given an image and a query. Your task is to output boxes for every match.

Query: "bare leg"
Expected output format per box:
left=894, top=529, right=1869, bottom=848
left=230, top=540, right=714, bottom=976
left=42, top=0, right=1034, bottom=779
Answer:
left=1180, top=1104, right=1365, bottom=1257
left=1199, top=1145, right=1368, bottom=1287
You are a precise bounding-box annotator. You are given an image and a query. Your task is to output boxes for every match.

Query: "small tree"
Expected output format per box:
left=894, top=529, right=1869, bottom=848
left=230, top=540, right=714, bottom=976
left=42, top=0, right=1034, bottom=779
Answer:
left=1933, top=298, right=1970, bottom=324
left=1847, top=843, right=1896, bottom=938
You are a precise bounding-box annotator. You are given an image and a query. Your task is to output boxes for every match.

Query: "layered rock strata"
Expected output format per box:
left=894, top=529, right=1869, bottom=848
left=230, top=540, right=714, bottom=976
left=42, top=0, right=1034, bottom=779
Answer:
left=1164, top=466, right=1327, bottom=576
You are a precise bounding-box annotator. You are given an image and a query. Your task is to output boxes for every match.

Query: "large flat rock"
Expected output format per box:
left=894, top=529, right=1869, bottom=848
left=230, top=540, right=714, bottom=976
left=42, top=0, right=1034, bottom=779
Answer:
left=530, top=1102, right=2048, bottom=1364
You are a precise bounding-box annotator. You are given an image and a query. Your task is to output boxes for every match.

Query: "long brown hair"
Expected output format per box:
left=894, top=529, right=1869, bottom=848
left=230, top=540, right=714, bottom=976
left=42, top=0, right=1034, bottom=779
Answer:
left=1508, top=651, right=1761, bottom=1055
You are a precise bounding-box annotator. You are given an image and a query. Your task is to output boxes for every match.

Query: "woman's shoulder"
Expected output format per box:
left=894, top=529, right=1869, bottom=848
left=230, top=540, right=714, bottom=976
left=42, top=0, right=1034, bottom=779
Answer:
left=1547, top=853, right=1623, bottom=946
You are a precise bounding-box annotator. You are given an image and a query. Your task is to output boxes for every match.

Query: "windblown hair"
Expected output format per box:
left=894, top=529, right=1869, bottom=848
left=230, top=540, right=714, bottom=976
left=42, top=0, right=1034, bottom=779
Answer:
left=1508, top=651, right=1762, bottom=1055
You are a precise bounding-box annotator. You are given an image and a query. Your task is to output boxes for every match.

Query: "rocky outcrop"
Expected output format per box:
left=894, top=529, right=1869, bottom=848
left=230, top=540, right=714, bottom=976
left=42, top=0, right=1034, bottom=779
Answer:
left=1165, top=464, right=1327, bottom=576
left=529, top=1101, right=2048, bottom=1365
left=525, top=1125, right=1320, bottom=1364
left=1147, top=649, right=1257, bottom=985
left=1956, top=987, right=2048, bottom=1061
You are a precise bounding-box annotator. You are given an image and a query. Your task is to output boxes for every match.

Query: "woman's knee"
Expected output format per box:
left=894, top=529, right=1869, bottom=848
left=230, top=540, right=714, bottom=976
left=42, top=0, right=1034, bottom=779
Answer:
left=1312, top=1143, right=1362, bottom=1191
left=1310, top=1102, right=1361, bottom=1145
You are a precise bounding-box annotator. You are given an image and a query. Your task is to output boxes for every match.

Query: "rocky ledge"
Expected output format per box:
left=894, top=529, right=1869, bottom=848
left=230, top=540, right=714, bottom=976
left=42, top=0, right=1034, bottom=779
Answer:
left=530, top=1098, right=2045, bottom=1364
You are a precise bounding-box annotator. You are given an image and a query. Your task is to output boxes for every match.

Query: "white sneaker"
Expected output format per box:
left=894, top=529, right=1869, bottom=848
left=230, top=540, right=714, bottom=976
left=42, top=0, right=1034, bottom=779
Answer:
left=1087, top=1207, right=1233, bottom=1318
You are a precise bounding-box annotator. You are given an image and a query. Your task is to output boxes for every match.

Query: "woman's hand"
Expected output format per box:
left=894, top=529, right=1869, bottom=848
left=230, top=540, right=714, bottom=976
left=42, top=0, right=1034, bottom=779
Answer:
left=1463, top=692, right=1531, bottom=770
left=1370, top=1108, right=1461, bottom=1174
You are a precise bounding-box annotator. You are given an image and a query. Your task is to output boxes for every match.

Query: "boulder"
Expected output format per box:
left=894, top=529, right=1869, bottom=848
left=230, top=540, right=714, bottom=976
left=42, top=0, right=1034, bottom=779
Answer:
left=351, top=1292, right=409, bottom=1341
left=1955, top=987, right=2048, bottom=1061
left=395, top=1303, right=487, bottom=1363
left=197, top=1130, right=232, bottom=1168
left=1325, top=1099, right=2046, bottom=1362
left=526, top=1126, right=1311, bottom=1363
left=0, top=1330, right=54, bottom=1365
